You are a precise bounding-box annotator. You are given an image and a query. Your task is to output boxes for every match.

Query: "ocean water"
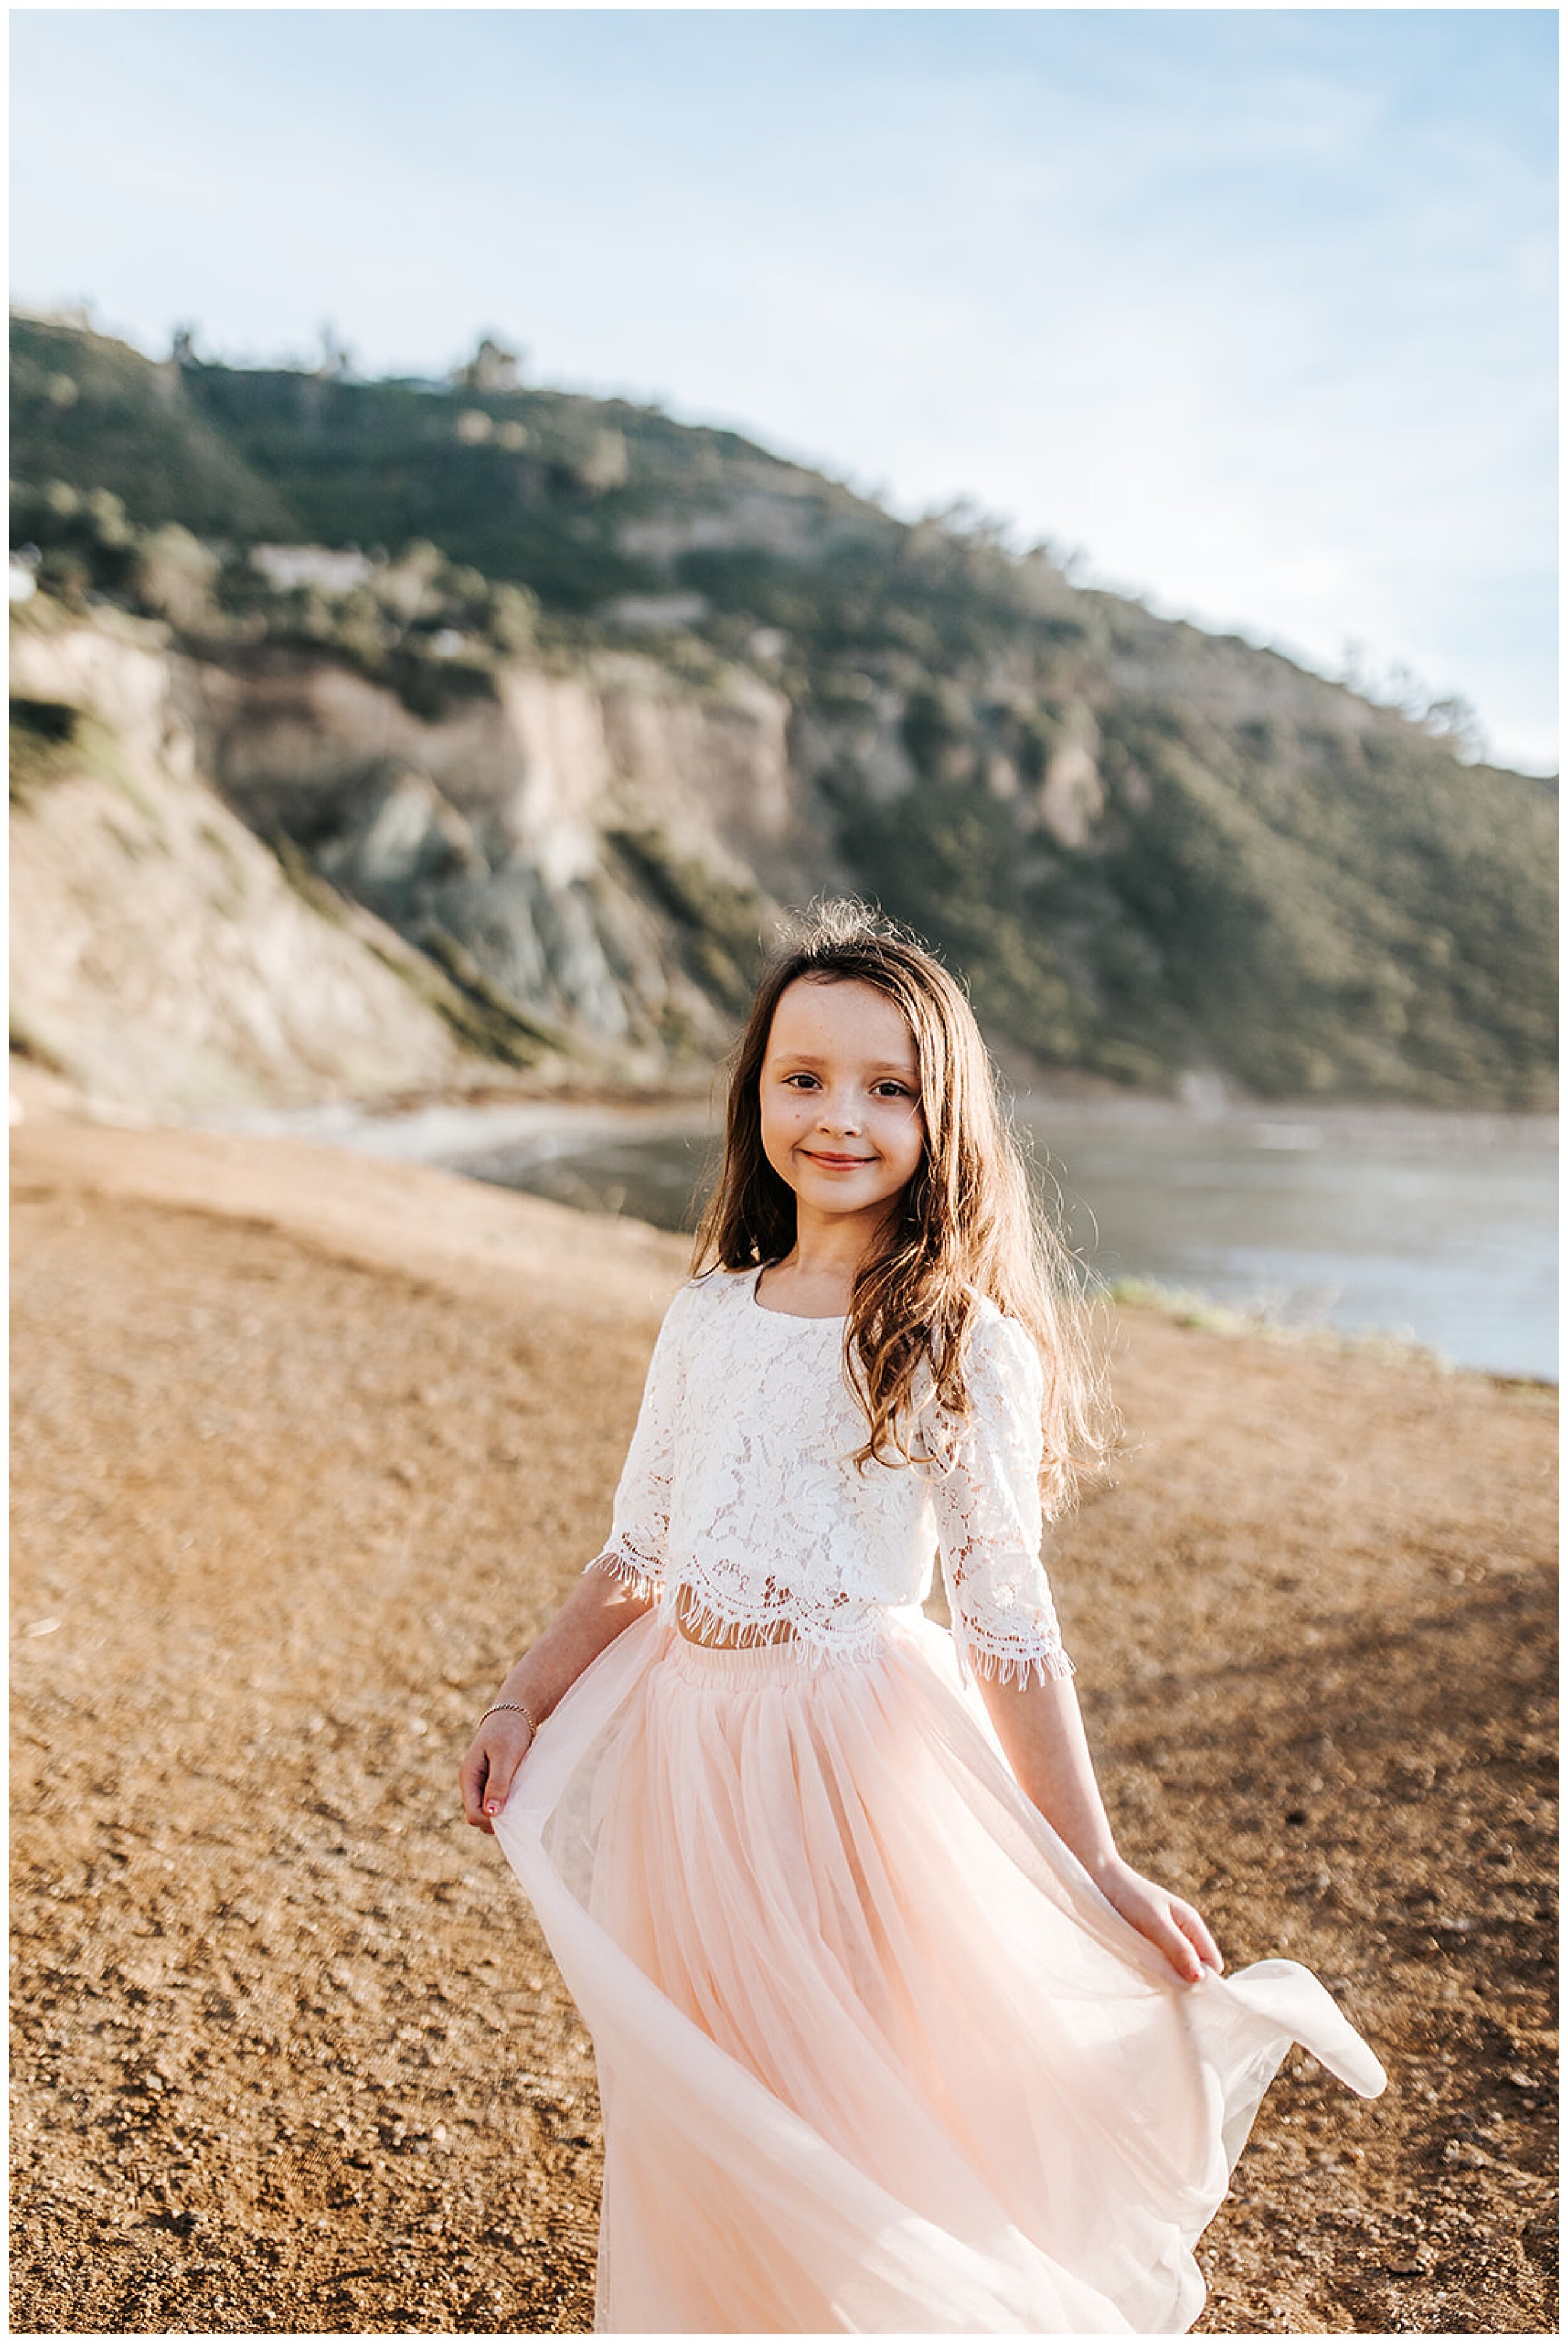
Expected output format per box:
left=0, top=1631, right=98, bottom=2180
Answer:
left=459, top=1103, right=1558, bottom=1381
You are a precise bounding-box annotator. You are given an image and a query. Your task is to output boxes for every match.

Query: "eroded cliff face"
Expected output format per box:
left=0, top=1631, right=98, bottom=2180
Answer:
left=9, top=606, right=827, bottom=1114
left=19, top=588, right=1545, bottom=1122
left=176, top=640, right=811, bottom=1063
left=8, top=612, right=526, bottom=1113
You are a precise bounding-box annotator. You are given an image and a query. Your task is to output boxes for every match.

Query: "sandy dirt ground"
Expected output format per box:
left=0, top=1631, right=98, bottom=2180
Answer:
left=10, top=1111, right=1557, bottom=2335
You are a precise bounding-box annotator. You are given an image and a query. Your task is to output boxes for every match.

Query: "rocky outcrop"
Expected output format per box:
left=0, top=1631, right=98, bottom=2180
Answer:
left=8, top=608, right=526, bottom=1113
left=176, top=640, right=813, bottom=1065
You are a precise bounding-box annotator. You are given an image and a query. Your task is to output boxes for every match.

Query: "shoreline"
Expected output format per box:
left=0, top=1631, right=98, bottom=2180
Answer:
left=14, top=1046, right=1554, bottom=1155
left=174, top=1078, right=1560, bottom=1203
left=13, top=1064, right=1557, bottom=1386
left=188, top=1080, right=1560, bottom=1154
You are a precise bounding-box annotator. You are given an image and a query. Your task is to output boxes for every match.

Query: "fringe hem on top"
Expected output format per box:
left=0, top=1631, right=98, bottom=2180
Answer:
left=951, top=1622, right=1078, bottom=1692
left=585, top=1546, right=663, bottom=1604
left=588, top=1553, right=1077, bottom=1689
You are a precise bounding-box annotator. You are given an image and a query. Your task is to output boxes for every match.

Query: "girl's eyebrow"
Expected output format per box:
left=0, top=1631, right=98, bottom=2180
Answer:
left=771, top=1054, right=919, bottom=1076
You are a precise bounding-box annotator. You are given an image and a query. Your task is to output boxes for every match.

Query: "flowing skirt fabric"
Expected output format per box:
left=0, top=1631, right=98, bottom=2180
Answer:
left=494, top=1612, right=1384, bottom=2334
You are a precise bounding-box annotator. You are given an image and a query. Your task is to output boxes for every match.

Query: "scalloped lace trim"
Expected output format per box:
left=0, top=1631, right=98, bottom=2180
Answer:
left=665, top=1581, right=893, bottom=1667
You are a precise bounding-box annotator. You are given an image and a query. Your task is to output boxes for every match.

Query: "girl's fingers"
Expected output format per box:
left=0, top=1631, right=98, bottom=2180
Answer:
left=1131, top=1896, right=1204, bottom=1984
left=458, top=1748, right=492, bottom=1831
left=1155, top=1913, right=1205, bottom=1984
left=1108, top=1878, right=1203, bottom=1984
left=1173, top=1901, right=1224, bottom=1973
left=483, top=1735, right=534, bottom=1818
left=1102, top=1864, right=1221, bottom=1984
left=457, top=1721, right=536, bottom=1829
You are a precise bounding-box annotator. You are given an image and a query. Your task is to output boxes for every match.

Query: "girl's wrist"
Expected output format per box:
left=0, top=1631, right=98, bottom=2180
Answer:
left=481, top=1696, right=539, bottom=1733
left=487, top=1667, right=553, bottom=1730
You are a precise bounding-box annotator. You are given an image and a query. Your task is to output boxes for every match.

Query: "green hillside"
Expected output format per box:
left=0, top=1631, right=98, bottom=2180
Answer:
left=10, top=311, right=1556, bottom=1107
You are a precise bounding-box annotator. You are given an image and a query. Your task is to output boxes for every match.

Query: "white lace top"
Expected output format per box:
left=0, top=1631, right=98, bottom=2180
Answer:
left=586, top=1265, right=1073, bottom=1689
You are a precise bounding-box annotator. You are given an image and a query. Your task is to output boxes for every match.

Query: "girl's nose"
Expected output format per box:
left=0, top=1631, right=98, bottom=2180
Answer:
left=818, top=1097, right=862, bottom=1134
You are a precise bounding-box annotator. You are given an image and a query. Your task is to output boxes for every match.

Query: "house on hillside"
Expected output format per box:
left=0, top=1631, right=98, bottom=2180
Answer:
left=249, top=545, right=373, bottom=597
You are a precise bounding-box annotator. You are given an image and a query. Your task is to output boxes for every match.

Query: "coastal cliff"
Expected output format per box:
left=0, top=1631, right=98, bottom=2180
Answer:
left=10, top=593, right=818, bottom=1110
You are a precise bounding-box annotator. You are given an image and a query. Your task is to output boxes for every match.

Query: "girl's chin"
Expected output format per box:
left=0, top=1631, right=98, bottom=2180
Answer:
left=794, top=1173, right=904, bottom=1213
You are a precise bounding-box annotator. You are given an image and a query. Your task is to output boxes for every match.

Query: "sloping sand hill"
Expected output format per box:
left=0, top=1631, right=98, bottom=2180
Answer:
left=10, top=1110, right=1557, bottom=2334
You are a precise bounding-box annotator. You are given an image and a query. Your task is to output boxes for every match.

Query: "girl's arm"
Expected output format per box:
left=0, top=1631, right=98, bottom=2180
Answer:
left=932, top=1311, right=1221, bottom=1985
left=459, top=1277, right=694, bottom=1836
left=458, top=1565, right=652, bottom=1834
left=977, top=1671, right=1222, bottom=1985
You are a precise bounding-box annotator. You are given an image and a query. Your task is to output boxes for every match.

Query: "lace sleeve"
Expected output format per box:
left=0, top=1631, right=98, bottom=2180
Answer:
left=584, top=1282, right=693, bottom=1602
left=928, top=1312, right=1075, bottom=1691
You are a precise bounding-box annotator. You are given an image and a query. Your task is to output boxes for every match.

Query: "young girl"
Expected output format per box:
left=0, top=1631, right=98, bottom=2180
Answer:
left=460, top=906, right=1384, bottom=2334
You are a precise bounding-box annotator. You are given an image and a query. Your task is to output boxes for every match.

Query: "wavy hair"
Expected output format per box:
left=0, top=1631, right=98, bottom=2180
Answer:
left=690, top=901, right=1110, bottom=1513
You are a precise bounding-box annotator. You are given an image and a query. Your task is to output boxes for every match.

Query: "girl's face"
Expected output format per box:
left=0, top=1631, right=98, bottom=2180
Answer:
left=759, top=977, right=926, bottom=1228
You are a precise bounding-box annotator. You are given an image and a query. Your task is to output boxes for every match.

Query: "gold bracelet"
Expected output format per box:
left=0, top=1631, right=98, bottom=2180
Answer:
left=480, top=1699, right=538, bottom=1733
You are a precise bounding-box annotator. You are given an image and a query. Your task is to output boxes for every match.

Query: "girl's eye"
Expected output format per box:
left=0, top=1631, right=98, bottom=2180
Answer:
left=778, top=1073, right=915, bottom=1098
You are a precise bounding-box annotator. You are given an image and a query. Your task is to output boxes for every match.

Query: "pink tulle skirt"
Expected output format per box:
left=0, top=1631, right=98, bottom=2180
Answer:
left=494, top=1612, right=1384, bottom=2334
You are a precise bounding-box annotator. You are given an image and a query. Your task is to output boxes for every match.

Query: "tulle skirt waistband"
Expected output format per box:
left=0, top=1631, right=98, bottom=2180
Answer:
left=658, top=1592, right=919, bottom=1684
left=662, top=1630, right=822, bottom=1689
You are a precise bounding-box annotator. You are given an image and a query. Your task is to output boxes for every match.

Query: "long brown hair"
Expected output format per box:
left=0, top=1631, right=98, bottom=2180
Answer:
left=691, top=901, right=1109, bottom=1512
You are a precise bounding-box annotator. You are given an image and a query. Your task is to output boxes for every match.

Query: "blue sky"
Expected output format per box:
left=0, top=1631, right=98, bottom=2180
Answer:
left=11, top=9, right=1557, bottom=771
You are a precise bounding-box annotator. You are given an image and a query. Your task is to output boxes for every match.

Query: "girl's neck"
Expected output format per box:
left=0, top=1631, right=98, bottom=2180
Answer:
left=762, top=1202, right=896, bottom=1313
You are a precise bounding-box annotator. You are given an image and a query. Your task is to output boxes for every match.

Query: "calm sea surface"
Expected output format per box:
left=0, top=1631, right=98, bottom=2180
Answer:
left=457, top=1103, right=1557, bottom=1381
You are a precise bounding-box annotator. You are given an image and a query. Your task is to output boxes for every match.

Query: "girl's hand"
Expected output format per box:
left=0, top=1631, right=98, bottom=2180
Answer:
left=1089, top=1854, right=1224, bottom=1985
left=458, top=1711, right=536, bottom=1835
